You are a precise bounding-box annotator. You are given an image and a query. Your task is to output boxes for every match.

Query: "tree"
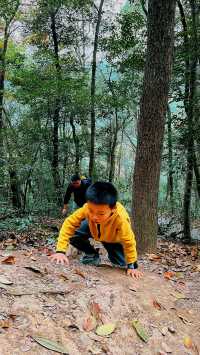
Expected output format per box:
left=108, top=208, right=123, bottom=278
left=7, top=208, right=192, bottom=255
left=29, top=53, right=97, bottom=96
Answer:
left=132, top=0, right=176, bottom=253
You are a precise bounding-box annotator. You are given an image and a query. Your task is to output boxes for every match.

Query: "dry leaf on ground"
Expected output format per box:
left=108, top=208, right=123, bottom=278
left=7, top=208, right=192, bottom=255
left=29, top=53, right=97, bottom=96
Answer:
left=1, top=256, right=16, bottom=264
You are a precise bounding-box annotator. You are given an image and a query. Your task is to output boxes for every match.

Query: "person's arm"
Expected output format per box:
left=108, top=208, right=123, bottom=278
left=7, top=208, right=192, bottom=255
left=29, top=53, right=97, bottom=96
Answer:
left=49, top=206, right=86, bottom=265
left=62, top=185, right=72, bottom=215
left=119, top=218, right=143, bottom=279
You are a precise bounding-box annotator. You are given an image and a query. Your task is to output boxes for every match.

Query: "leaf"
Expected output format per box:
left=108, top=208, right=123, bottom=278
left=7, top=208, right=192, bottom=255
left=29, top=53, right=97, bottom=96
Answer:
left=96, top=323, right=116, bottom=336
left=74, top=269, right=85, bottom=278
left=32, top=336, right=68, bottom=354
left=24, top=266, right=43, bottom=274
left=0, top=320, right=11, bottom=328
left=83, top=316, right=97, bottom=331
left=59, top=273, right=69, bottom=281
left=132, top=320, right=149, bottom=343
left=170, top=291, right=186, bottom=299
left=90, top=302, right=101, bottom=319
left=164, top=271, right=176, bottom=280
left=0, top=276, right=13, bottom=285
left=184, top=336, right=193, bottom=349
left=161, top=342, right=172, bottom=353
left=1, top=256, right=16, bottom=265
left=177, top=312, right=192, bottom=324
left=153, top=299, right=163, bottom=310
left=148, top=254, right=161, bottom=261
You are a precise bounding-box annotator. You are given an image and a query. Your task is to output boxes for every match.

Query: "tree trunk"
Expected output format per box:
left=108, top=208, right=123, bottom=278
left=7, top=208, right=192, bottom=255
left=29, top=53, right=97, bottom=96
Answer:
left=9, top=170, right=22, bottom=210
left=166, top=105, right=174, bottom=212
left=183, top=0, right=199, bottom=241
left=50, top=11, right=62, bottom=205
left=109, top=110, right=118, bottom=182
left=132, top=0, right=176, bottom=253
left=193, top=150, right=200, bottom=198
left=89, top=0, right=105, bottom=178
left=69, top=116, right=80, bottom=172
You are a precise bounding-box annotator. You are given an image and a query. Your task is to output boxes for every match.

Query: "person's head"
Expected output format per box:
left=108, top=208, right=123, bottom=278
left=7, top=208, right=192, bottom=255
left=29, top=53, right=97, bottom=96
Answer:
left=71, top=174, right=81, bottom=188
left=86, top=181, right=118, bottom=223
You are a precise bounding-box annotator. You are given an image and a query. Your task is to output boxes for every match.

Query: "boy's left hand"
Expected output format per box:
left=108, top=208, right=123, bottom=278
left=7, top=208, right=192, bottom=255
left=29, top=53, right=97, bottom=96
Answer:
left=127, top=269, right=143, bottom=279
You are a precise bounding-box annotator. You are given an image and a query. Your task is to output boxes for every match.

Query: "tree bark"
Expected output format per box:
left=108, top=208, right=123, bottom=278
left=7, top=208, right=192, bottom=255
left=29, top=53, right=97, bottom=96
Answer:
left=50, top=11, right=62, bottom=205
left=9, top=170, right=22, bottom=210
left=89, top=0, right=105, bottom=178
left=132, top=0, right=176, bottom=253
left=166, top=105, right=174, bottom=212
left=109, top=110, right=118, bottom=182
left=69, top=116, right=80, bottom=172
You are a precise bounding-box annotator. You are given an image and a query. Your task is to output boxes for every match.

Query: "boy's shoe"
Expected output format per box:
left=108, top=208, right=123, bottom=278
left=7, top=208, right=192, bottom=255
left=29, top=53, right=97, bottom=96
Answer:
left=80, top=253, right=100, bottom=266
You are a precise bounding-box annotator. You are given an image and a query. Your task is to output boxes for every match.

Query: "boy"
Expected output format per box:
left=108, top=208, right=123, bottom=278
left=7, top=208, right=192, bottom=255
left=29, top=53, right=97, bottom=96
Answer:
left=50, top=182, right=142, bottom=279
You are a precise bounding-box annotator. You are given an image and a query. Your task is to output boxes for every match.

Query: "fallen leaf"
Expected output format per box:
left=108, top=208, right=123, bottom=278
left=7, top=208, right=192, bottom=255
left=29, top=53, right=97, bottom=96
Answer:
left=24, top=266, right=43, bottom=274
left=177, top=312, right=192, bottom=324
left=0, top=276, right=13, bottom=285
left=184, top=336, right=193, bottom=349
left=83, top=316, right=97, bottom=331
left=90, top=302, right=101, bottom=320
left=59, top=273, right=69, bottom=281
left=74, top=269, right=85, bottom=279
left=0, top=320, right=11, bottom=328
left=153, top=299, right=163, bottom=310
left=129, top=286, right=137, bottom=292
left=193, top=265, right=200, bottom=272
left=1, top=255, right=16, bottom=265
left=161, top=342, right=172, bottom=353
left=160, top=327, right=168, bottom=336
left=32, top=336, right=68, bottom=354
left=164, top=271, right=176, bottom=280
left=170, top=291, right=186, bottom=299
left=148, top=254, right=161, bottom=261
left=96, top=323, right=116, bottom=336
left=191, top=248, right=198, bottom=258
left=175, top=272, right=184, bottom=279
left=132, top=320, right=149, bottom=343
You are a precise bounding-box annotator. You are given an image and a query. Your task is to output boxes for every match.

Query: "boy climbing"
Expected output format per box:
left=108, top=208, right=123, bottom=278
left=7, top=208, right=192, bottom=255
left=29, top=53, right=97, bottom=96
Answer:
left=50, top=182, right=142, bottom=279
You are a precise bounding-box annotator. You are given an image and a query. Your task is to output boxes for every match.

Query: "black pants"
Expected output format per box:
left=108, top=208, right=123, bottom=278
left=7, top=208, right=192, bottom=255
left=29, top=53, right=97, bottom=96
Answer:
left=70, top=219, right=126, bottom=266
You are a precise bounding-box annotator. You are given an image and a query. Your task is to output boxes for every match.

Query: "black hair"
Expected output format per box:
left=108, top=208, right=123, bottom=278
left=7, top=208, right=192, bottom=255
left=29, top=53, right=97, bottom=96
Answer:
left=71, top=174, right=81, bottom=182
left=86, top=181, right=118, bottom=207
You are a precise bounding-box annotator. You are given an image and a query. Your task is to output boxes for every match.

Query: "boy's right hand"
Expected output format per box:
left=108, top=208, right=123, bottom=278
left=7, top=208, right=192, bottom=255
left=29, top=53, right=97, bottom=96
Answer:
left=62, top=208, right=68, bottom=216
left=49, top=253, right=69, bottom=266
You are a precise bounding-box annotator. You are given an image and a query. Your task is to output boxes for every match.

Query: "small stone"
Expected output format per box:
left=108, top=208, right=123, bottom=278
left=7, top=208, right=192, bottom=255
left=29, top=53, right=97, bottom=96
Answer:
left=168, top=326, right=175, bottom=334
left=161, top=342, right=172, bottom=353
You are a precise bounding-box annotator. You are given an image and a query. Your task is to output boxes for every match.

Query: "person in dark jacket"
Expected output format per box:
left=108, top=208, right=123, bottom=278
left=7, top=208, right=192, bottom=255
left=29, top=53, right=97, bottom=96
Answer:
left=62, top=174, right=91, bottom=215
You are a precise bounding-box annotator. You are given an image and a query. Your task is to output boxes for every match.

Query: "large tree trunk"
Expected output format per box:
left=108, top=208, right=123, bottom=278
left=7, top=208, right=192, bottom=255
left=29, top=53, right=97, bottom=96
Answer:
left=89, top=0, right=105, bottom=178
left=50, top=11, right=62, bottom=205
left=178, top=0, right=199, bottom=240
left=132, top=0, right=176, bottom=253
left=166, top=105, right=174, bottom=212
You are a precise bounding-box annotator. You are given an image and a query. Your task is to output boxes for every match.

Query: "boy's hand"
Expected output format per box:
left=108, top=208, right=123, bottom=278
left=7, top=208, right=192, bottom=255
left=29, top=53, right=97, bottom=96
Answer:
left=49, top=253, right=69, bottom=266
left=127, top=268, right=143, bottom=279
left=62, top=208, right=67, bottom=216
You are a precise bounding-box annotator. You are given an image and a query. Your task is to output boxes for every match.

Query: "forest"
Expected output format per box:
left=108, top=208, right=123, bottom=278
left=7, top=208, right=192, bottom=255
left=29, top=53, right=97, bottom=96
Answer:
left=0, top=0, right=200, bottom=354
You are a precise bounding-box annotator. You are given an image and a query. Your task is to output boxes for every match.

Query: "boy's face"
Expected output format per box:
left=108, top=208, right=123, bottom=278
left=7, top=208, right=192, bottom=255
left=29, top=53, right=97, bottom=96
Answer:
left=87, top=202, right=113, bottom=223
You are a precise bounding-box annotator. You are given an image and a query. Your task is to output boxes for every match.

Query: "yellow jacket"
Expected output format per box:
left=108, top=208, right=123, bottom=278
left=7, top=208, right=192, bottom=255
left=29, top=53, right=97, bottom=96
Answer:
left=56, top=202, right=137, bottom=264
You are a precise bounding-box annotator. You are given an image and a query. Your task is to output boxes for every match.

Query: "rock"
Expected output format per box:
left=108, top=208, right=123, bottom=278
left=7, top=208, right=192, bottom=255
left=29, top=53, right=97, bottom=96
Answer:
left=161, top=342, right=172, bottom=353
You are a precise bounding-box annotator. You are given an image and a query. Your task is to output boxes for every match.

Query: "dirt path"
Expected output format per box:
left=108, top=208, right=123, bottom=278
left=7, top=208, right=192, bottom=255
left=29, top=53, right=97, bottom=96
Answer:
left=0, top=243, right=199, bottom=355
